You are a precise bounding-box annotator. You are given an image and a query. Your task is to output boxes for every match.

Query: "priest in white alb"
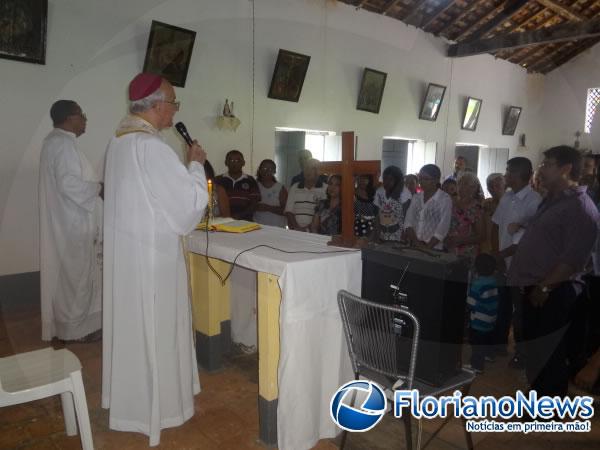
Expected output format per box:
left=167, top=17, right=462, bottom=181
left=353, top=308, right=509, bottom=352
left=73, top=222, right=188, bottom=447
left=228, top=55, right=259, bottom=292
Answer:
left=39, top=100, right=103, bottom=342
left=102, top=73, right=208, bottom=445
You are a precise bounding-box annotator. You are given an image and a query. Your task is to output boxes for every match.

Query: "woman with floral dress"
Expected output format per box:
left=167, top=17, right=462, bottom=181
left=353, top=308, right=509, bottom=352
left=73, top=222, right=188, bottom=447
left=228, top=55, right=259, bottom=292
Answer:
left=445, top=172, right=484, bottom=260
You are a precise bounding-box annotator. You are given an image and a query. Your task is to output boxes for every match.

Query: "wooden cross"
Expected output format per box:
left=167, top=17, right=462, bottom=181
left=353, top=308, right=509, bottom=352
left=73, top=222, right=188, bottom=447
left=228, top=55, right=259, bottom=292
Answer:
left=319, top=131, right=380, bottom=247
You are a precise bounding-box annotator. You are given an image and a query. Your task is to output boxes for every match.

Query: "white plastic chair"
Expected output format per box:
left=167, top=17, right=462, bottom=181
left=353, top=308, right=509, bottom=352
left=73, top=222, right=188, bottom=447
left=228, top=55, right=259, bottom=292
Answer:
left=0, top=347, right=93, bottom=449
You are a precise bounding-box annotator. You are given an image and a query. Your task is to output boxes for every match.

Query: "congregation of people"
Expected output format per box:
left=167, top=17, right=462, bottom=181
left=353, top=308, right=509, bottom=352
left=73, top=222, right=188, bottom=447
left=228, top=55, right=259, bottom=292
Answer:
left=39, top=71, right=600, bottom=445
left=229, top=146, right=600, bottom=402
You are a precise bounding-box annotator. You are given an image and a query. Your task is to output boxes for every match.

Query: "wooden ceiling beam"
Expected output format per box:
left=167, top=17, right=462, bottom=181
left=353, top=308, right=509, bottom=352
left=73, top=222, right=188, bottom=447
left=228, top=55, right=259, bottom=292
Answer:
left=511, top=12, right=569, bottom=61
left=382, top=0, right=403, bottom=15
left=500, top=13, right=567, bottom=62
left=401, top=0, right=429, bottom=24
left=526, top=41, right=579, bottom=71
left=507, top=44, right=544, bottom=62
left=447, top=16, right=600, bottom=57
left=535, top=0, right=587, bottom=22
left=536, top=37, right=598, bottom=72
left=454, top=0, right=530, bottom=41
left=517, top=43, right=558, bottom=64
left=452, top=4, right=507, bottom=41
left=500, top=7, right=551, bottom=35
left=419, top=0, right=458, bottom=30
left=438, top=1, right=482, bottom=37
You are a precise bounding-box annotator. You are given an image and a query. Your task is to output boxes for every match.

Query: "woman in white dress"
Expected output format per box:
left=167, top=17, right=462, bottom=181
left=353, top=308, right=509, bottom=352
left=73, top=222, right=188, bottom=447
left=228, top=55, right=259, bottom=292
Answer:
left=254, top=159, right=288, bottom=227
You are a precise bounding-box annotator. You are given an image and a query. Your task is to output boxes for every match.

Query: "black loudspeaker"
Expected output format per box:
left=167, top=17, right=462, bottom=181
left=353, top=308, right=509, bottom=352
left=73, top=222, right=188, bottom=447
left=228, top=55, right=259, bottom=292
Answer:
left=361, top=244, right=469, bottom=386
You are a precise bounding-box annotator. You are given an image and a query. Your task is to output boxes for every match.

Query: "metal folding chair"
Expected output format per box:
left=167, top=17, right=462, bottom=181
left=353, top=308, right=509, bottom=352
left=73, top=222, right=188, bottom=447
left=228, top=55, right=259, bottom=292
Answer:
left=337, top=290, right=475, bottom=450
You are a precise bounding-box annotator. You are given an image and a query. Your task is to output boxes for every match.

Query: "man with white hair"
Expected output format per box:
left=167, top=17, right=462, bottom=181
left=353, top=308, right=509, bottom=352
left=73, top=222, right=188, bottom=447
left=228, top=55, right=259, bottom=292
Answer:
left=481, top=172, right=505, bottom=253
left=102, top=73, right=208, bottom=446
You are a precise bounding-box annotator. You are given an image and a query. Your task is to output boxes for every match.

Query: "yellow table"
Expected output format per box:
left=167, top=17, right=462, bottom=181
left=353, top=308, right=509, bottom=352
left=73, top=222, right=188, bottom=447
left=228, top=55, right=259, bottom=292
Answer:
left=188, top=254, right=280, bottom=443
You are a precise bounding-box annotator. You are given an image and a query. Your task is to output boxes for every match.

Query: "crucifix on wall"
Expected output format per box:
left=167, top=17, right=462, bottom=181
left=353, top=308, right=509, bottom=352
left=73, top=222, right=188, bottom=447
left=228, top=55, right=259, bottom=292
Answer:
left=319, top=131, right=380, bottom=247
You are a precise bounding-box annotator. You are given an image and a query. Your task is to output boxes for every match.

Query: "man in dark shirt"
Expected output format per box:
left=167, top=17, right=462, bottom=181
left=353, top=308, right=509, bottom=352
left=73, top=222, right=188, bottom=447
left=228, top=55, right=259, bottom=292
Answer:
left=508, top=146, right=599, bottom=397
left=215, top=150, right=260, bottom=221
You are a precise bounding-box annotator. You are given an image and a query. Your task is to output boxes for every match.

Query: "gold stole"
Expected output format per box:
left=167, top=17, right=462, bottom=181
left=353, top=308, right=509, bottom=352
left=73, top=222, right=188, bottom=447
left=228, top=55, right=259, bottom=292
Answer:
left=115, top=115, right=158, bottom=137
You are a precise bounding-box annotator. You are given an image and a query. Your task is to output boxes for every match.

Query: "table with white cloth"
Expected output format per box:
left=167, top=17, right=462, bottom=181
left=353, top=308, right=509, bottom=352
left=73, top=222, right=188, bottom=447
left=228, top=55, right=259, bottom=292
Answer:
left=185, top=226, right=362, bottom=450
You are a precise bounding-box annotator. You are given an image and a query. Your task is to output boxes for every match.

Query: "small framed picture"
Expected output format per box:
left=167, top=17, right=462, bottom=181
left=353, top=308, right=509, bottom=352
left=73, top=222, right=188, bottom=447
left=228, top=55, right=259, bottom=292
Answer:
left=502, top=106, right=522, bottom=136
left=142, top=20, right=197, bottom=88
left=0, top=0, right=48, bottom=65
left=419, top=83, right=446, bottom=121
left=356, top=68, right=387, bottom=114
left=462, top=97, right=483, bottom=131
left=267, top=49, right=311, bottom=102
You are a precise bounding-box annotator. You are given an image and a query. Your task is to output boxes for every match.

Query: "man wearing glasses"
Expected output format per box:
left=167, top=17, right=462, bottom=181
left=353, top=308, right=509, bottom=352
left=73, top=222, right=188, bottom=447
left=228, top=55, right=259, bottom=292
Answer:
left=102, top=73, right=208, bottom=445
left=39, top=100, right=103, bottom=344
left=508, top=146, right=599, bottom=398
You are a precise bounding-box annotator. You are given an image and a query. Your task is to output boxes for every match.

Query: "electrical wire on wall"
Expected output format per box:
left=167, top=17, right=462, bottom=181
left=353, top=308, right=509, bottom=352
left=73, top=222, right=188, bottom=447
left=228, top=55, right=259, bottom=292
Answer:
left=250, top=0, right=256, bottom=173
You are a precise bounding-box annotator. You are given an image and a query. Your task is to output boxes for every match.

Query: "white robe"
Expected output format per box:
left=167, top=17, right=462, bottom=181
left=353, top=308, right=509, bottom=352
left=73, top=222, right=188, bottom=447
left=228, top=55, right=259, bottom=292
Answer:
left=101, top=116, right=208, bottom=446
left=39, top=128, right=103, bottom=341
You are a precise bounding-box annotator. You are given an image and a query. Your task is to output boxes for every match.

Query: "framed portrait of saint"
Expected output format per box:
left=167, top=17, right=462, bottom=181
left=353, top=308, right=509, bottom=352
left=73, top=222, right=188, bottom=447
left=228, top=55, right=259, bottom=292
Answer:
left=142, top=20, right=196, bottom=88
left=268, top=49, right=311, bottom=102
left=419, top=83, right=446, bottom=121
left=462, top=97, right=483, bottom=131
left=356, top=68, right=387, bottom=114
left=502, top=106, right=522, bottom=136
left=0, top=0, right=47, bottom=65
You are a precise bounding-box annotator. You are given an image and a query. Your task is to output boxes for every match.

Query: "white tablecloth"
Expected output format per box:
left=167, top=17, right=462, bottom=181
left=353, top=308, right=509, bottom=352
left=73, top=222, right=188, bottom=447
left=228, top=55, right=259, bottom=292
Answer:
left=186, top=226, right=362, bottom=450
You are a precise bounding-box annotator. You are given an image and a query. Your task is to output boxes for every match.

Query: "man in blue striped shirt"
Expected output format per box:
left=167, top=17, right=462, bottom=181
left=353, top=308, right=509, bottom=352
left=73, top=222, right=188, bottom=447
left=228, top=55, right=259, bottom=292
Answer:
left=467, top=253, right=500, bottom=373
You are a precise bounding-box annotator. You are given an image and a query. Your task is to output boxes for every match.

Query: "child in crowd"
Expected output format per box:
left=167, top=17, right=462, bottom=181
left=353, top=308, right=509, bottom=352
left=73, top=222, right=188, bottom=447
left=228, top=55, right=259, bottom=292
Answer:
left=404, top=174, right=419, bottom=195
left=312, top=175, right=341, bottom=235
left=373, top=165, right=411, bottom=242
left=467, top=253, right=499, bottom=374
left=354, top=174, right=377, bottom=237
left=254, top=159, right=288, bottom=227
left=441, top=178, right=457, bottom=198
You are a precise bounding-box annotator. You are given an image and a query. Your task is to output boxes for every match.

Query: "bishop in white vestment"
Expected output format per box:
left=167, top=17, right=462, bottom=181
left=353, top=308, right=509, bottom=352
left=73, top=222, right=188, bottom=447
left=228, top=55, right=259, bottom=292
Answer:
left=102, top=73, right=208, bottom=446
left=39, top=100, right=103, bottom=341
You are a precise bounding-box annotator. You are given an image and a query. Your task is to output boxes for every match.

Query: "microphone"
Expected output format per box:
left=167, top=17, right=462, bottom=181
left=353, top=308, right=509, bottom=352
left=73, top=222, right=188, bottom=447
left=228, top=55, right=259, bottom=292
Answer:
left=174, top=122, right=193, bottom=146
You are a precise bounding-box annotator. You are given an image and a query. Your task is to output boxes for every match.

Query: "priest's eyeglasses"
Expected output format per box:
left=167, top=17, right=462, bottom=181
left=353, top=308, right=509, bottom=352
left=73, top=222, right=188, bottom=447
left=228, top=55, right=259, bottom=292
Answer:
left=161, top=100, right=181, bottom=111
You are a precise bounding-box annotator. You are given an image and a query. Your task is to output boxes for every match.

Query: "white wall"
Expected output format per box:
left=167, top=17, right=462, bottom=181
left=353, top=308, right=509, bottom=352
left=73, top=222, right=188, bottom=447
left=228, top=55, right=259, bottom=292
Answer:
left=0, top=0, right=550, bottom=275
left=534, top=43, right=600, bottom=152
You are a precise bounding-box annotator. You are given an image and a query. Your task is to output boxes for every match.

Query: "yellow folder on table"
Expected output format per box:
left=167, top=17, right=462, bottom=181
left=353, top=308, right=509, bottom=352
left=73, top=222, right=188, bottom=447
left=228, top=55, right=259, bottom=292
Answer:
left=196, top=217, right=261, bottom=233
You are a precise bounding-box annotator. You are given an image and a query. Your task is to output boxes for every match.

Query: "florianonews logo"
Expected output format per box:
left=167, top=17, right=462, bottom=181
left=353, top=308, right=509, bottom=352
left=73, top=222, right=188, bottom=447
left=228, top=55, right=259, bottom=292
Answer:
left=330, top=381, right=387, bottom=432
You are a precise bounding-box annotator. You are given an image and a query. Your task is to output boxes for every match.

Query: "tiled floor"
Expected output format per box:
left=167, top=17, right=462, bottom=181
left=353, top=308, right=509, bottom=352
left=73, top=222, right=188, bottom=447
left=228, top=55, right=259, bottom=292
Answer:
left=0, top=294, right=599, bottom=449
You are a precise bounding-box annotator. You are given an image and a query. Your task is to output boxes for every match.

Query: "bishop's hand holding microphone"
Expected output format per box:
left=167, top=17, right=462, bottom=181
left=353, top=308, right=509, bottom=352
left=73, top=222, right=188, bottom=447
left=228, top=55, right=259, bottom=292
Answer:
left=175, top=121, right=207, bottom=165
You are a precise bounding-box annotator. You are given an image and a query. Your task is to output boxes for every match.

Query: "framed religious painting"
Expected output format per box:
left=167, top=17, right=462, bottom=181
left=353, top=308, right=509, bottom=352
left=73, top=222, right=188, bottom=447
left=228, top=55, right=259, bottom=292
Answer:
left=419, top=83, right=446, bottom=121
left=356, top=68, right=387, bottom=114
left=268, top=49, right=311, bottom=102
left=502, top=106, right=522, bottom=135
left=142, top=20, right=196, bottom=88
left=0, top=0, right=48, bottom=64
left=461, top=97, right=483, bottom=131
